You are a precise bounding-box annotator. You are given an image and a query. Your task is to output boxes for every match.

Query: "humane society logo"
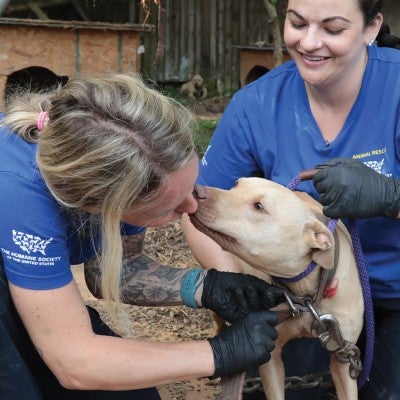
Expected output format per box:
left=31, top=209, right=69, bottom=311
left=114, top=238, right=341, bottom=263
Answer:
left=364, top=158, right=384, bottom=175
left=0, top=230, right=60, bottom=267
left=12, top=230, right=53, bottom=255
left=353, top=148, right=392, bottom=177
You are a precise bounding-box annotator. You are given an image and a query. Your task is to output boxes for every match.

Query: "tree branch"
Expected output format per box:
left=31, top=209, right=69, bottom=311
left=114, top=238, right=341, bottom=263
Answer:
left=262, top=0, right=283, bottom=67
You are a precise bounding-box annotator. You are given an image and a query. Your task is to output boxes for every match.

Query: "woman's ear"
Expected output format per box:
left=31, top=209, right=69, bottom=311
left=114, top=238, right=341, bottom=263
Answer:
left=366, top=12, right=384, bottom=45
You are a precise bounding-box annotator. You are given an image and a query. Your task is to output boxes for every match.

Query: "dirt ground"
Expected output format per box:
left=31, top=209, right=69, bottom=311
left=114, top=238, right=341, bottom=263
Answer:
left=185, top=96, right=230, bottom=118
left=72, top=220, right=224, bottom=400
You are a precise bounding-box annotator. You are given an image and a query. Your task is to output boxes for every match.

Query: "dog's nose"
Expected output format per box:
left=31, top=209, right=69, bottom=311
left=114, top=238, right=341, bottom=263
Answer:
left=193, top=185, right=207, bottom=200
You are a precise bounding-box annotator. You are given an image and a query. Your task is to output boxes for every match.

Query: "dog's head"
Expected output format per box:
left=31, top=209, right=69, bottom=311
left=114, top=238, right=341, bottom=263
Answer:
left=189, top=177, right=335, bottom=278
left=192, top=74, right=204, bottom=88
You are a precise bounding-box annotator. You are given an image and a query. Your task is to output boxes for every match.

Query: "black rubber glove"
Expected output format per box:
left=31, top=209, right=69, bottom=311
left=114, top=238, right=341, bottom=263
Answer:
left=201, top=269, right=283, bottom=322
left=208, top=310, right=278, bottom=378
left=313, top=158, right=400, bottom=219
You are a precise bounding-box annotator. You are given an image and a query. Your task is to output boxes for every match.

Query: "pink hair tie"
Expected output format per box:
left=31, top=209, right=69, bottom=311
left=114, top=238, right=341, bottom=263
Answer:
left=37, top=111, right=48, bottom=131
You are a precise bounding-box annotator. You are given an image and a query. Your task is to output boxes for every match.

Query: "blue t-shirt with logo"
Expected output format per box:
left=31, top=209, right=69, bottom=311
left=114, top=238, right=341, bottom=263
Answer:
left=0, top=123, right=144, bottom=290
left=198, top=45, right=400, bottom=300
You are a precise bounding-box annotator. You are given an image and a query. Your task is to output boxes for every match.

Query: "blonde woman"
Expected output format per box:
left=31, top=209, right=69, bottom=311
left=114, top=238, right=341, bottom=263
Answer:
left=0, top=73, right=283, bottom=400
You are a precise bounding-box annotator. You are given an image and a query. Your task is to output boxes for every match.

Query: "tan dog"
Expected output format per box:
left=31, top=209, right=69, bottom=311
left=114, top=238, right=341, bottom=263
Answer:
left=190, top=177, right=364, bottom=400
left=180, top=74, right=207, bottom=100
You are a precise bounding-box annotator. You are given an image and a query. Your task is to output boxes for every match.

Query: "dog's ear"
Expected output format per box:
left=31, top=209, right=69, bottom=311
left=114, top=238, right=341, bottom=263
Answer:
left=304, top=220, right=335, bottom=270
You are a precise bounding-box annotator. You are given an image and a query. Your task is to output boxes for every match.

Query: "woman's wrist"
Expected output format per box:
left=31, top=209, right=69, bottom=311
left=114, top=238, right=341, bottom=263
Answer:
left=194, top=270, right=207, bottom=307
left=180, top=268, right=207, bottom=308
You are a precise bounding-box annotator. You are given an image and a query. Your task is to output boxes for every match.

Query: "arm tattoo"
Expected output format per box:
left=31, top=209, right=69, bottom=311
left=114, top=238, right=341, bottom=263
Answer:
left=84, top=233, right=196, bottom=306
left=120, top=252, right=190, bottom=306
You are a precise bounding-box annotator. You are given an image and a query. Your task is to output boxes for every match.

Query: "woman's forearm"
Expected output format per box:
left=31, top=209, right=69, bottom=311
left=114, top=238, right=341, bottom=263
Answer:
left=66, top=334, right=214, bottom=390
left=85, top=253, right=193, bottom=306
left=10, top=281, right=214, bottom=391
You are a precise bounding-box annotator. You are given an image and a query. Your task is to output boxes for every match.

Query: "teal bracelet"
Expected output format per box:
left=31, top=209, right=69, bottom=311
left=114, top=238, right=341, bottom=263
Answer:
left=180, top=268, right=202, bottom=308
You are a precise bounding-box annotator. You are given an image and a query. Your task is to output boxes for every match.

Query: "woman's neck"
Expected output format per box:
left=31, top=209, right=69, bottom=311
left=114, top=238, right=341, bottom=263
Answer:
left=305, top=51, right=368, bottom=142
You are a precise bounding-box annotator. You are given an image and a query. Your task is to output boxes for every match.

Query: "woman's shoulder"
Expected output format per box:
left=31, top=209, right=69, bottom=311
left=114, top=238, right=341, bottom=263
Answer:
left=367, top=46, right=400, bottom=93
left=369, top=45, right=400, bottom=64
left=0, top=124, right=41, bottom=183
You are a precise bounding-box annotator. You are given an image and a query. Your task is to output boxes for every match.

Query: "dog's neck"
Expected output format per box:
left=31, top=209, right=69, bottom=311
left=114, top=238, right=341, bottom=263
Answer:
left=281, top=266, right=322, bottom=298
left=272, top=216, right=340, bottom=302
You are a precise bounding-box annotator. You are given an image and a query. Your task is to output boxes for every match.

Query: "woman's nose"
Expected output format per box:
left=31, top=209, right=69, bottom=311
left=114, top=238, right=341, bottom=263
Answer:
left=301, top=27, right=323, bottom=51
left=176, top=194, right=198, bottom=215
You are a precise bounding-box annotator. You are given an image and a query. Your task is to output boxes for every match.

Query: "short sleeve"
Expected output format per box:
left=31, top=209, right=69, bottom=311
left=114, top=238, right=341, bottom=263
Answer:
left=0, top=173, right=73, bottom=290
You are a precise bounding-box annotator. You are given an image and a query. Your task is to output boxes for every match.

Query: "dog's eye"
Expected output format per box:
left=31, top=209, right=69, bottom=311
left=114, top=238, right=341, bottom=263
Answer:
left=254, top=202, right=264, bottom=211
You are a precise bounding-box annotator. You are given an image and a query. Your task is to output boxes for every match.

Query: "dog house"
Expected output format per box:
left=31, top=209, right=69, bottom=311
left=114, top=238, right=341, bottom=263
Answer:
left=234, top=45, right=292, bottom=87
left=0, top=17, right=152, bottom=109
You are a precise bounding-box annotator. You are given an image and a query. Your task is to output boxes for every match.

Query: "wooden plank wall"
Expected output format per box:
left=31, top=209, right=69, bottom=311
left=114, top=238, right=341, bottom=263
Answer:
left=141, top=0, right=287, bottom=95
left=0, top=18, right=150, bottom=110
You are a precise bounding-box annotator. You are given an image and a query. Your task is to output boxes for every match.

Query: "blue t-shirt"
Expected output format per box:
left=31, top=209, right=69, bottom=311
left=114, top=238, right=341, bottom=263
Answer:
left=198, top=45, right=400, bottom=300
left=0, top=123, right=144, bottom=290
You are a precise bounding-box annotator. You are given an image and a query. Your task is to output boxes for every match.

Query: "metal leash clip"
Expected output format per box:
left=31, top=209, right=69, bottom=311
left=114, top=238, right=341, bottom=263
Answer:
left=306, top=299, right=345, bottom=352
left=282, top=290, right=301, bottom=317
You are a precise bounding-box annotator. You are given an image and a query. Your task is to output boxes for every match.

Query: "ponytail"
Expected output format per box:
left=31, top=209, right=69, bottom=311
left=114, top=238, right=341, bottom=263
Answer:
left=376, top=23, right=400, bottom=49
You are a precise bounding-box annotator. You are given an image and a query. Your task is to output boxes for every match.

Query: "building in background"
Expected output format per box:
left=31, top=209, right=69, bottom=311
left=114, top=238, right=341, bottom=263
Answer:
left=1, top=0, right=399, bottom=97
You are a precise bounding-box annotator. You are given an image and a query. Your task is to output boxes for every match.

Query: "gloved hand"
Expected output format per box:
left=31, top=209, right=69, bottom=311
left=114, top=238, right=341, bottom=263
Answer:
left=312, top=158, right=400, bottom=219
left=208, top=310, right=278, bottom=378
left=201, top=269, right=283, bottom=322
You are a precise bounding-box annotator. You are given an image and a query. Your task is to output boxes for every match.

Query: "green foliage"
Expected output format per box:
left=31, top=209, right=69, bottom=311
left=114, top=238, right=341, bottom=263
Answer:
left=193, top=118, right=219, bottom=157
left=159, top=84, right=186, bottom=102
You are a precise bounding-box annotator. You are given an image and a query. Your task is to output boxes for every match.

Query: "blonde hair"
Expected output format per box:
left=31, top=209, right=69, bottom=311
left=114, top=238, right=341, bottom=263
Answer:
left=4, top=73, right=195, bottom=329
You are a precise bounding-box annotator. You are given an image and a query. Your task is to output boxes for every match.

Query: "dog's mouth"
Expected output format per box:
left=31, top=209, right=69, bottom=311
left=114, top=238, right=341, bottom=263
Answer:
left=189, top=213, right=237, bottom=247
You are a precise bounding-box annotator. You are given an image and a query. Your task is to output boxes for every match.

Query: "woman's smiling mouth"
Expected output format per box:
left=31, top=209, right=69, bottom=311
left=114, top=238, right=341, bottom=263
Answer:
left=301, top=52, right=330, bottom=62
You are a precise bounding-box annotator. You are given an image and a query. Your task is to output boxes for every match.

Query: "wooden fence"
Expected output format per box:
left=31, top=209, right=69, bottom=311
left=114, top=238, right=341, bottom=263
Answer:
left=139, top=0, right=400, bottom=95
left=140, top=0, right=288, bottom=95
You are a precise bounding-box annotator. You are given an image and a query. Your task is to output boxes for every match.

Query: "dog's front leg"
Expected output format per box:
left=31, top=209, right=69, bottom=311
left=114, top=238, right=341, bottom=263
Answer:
left=259, top=346, right=285, bottom=400
left=330, top=356, right=358, bottom=400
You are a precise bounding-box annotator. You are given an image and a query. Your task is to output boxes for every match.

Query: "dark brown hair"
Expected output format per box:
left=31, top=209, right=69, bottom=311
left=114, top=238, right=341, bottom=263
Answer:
left=359, top=0, right=400, bottom=48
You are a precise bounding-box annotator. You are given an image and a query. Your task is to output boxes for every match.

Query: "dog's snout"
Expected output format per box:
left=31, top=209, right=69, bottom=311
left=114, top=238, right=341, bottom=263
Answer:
left=193, top=185, right=207, bottom=200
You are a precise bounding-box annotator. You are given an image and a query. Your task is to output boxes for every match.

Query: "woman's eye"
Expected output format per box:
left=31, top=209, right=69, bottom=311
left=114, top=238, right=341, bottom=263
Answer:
left=254, top=202, right=264, bottom=211
left=290, top=21, right=306, bottom=30
left=325, top=28, right=344, bottom=35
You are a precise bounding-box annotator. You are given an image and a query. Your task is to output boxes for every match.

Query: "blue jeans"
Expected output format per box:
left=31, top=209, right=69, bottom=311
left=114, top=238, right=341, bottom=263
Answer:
left=0, top=257, right=160, bottom=400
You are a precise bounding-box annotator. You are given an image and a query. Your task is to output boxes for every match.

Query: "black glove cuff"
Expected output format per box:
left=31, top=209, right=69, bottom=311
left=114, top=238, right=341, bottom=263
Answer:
left=201, top=268, right=219, bottom=310
left=207, top=337, right=223, bottom=379
left=384, top=178, right=400, bottom=219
